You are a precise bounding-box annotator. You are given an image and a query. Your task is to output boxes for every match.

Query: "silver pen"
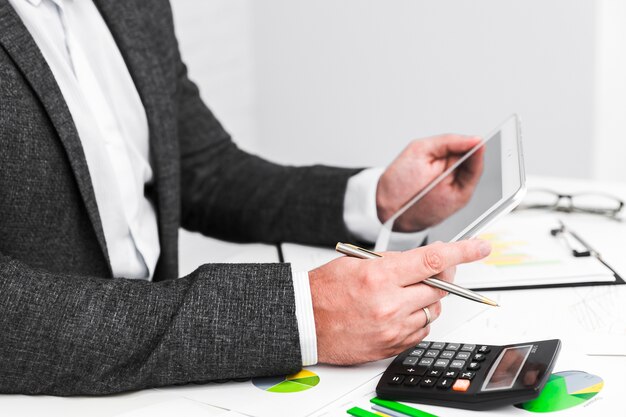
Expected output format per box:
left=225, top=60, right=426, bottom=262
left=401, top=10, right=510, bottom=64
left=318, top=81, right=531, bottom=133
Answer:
left=336, top=242, right=499, bottom=307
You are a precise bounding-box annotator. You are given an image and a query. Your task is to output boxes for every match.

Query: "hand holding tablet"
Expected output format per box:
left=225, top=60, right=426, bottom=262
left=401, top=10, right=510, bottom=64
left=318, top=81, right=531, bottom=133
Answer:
left=375, top=114, right=526, bottom=251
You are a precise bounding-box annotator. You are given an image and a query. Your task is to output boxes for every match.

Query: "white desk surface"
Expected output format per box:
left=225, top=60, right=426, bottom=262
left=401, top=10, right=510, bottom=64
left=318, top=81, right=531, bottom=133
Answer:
left=3, top=175, right=625, bottom=416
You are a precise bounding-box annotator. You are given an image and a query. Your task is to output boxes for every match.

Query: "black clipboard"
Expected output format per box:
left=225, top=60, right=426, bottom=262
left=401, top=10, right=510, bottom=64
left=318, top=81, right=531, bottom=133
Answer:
left=469, top=266, right=625, bottom=292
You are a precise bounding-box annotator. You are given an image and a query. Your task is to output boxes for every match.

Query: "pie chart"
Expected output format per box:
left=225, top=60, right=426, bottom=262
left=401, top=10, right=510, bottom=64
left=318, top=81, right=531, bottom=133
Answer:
left=515, top=371, right=603, bottom=413
left=252, top=369, right=320, bottom=393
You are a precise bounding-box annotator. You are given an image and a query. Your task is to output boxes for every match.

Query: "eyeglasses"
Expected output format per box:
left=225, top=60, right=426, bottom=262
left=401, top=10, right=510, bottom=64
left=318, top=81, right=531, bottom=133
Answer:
left=517, top=188, right=624, bottom=218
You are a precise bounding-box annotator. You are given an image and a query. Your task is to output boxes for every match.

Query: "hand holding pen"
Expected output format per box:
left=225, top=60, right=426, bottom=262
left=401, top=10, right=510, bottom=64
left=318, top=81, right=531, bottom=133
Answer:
left=336, top=242, right=499, bottom=307
left=309, top=239, right=492, bottom=365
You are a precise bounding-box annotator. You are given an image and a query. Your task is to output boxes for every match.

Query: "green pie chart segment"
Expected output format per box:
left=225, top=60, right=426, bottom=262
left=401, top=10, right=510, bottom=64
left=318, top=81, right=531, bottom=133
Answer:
left=515, top=371, right=603, bottom=413
left=253, top=369, right=320, bottom=393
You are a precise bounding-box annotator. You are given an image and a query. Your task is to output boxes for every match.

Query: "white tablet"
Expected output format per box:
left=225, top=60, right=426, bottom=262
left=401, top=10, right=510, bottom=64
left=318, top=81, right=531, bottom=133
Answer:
left=375, top=114, right=526, bottom=250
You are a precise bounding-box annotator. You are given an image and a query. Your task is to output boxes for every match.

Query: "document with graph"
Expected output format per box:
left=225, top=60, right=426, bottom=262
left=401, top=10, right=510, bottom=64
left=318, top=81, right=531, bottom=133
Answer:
left=455, top=216, right=623, bottom=290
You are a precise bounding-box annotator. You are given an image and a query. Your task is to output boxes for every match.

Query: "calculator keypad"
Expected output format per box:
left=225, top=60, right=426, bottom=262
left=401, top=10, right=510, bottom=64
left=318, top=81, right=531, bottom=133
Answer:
left=389, top=341, right=494, bottom=395
left=419, top=357, right=434, bottom=366
left=404, top=376, right=420, bottom=386
left=437, top=378, right=453, bottom=389
left=434, top=359, right=449, bottom=368
left=449, top=360, right=465, bottom=369
left=402, top=356, right=419, bottom=366
left=424, top=350, right=440, bottom=358
left=467, top=362, right=481, bottom=371
left=455, top=352, right=470, bottom=360
left=409, top=349, right=424, bottom=357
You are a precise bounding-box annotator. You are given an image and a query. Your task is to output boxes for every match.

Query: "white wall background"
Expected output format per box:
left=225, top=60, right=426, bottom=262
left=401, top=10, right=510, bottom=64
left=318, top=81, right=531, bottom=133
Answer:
left=250, top=0, right=597, bottom=177
left=170, top=0, right=257, bottom=152
left=170, top=0, right=610, bottom=178
left=593, top=0, right=626, bottom=181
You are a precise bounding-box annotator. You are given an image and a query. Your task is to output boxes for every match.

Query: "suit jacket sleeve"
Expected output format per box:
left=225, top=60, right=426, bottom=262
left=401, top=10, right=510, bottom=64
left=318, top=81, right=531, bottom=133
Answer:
left=0, top=251, right=302, bottom=395
left=176, top=61, right=362, bottom=246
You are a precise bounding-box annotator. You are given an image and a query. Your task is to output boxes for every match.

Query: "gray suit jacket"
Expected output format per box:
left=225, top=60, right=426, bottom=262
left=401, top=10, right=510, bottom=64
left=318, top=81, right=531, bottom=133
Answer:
left=0, top=0, right=359, bottom=395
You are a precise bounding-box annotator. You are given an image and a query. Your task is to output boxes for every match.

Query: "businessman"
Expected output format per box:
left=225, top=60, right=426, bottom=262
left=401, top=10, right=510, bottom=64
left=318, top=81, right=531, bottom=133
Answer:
left=0, top=0, right=490, bottom=395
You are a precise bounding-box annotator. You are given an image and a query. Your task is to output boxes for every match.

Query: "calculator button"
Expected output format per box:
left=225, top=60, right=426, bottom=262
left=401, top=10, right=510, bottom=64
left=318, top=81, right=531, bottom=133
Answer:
left=420, top=377, right=436, bottom=387
left=404, top=376, right=420, bottom=386
left=409, top=349, right=425, bottom=357
left=461, top=344, right=476, bottom=352
left=418, top=358, right=434, bottom=366
left=478, top=345, right=491, bottom=354
left=434, top=359, right=450, bottom=368
left=437, top=378, right=454, bottom=390
left=390, top=375, right=404, bottom=385
left=455, top=352, right=471, bottom=360
left=440, top=350, right=455, bottom=359
left=404, top=366, right=428, bottom=376
left=424, top=350, right=440, bottom=358
left=446, top=343, right=460, bottom=351
left=443, top=370, right=458, bottom=378
left=417, top=341, right=431, bottom=349
left=402, top=356, right=419, bottom=366
left=431, top=342, right=446, bottom=350
left=473, top=353, right=486, bottom=362
left=452, top=379, right=471, bottom=392
left=449, top=360, right=465, bottom=369
left=459, top=371, right=475, bottom=380
left=427, top=369, right=442, bottom=377
left=467, top=362, right=481, bottom=371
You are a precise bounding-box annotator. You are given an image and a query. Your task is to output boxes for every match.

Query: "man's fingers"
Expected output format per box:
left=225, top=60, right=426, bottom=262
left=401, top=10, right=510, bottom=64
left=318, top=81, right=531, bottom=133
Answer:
left=425, top=134, right=483, bottom=159
left=437, top=266, right=456, bottom=284
left=398, top=282, right=448, bottom=313
left=415, top=300, right=442, bottom=327
left=393, top=240, right=491, bottom=286
left=393, top=326, right=431, bottom=355
left=393, top=306, right=438, bottom=344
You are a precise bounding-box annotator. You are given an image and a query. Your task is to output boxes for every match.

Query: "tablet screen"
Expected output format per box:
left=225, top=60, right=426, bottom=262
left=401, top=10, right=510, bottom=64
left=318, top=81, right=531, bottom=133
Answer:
left=427, top=132, right=503, bottom=242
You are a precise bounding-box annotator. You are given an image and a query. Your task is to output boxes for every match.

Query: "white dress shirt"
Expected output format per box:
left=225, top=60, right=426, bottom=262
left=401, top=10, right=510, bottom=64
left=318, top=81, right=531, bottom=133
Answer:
left=9, top=0, right=389, bottom=367
left=9, top=0, right=160, bottom=280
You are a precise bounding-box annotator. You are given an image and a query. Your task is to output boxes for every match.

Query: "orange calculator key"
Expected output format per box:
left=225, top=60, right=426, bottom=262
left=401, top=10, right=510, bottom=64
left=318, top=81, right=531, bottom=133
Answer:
left=452, top=379, right=471, bottom=392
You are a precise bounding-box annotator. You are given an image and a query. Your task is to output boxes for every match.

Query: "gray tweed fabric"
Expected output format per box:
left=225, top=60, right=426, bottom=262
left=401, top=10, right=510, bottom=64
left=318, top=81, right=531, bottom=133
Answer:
left=0, top=0, right=360, bottom=395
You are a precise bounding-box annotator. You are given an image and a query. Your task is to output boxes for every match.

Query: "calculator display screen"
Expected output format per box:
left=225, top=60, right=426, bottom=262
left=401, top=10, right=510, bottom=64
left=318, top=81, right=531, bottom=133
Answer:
left=482, top=345, right=532, bottom=391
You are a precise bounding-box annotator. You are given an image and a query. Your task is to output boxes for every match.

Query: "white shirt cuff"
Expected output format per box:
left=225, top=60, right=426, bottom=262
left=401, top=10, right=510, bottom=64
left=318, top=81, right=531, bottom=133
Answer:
left=343, top=167, right=429, bottom=248
left=343, top=167, right=386, bottom=243
left=291, top=268, right=318, bottom=366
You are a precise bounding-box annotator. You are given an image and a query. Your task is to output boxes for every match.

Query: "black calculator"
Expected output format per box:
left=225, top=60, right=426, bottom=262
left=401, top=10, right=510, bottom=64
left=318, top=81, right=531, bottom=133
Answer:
left=376, top=339, right=561, bottom=411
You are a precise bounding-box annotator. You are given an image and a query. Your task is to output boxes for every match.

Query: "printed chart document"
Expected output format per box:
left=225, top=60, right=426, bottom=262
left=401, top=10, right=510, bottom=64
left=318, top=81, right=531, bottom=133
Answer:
left=115, top=398, right=238, bottom=417
left=158, top=360, right=392, bottom=417
left=455, top=216, right=617, bottom=289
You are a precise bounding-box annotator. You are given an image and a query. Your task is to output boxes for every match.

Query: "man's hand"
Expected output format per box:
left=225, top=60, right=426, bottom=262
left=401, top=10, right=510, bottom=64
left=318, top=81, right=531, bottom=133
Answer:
left=309, top=239, right=491, bottom=365
left=376, top=134, right=485, bottom=232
